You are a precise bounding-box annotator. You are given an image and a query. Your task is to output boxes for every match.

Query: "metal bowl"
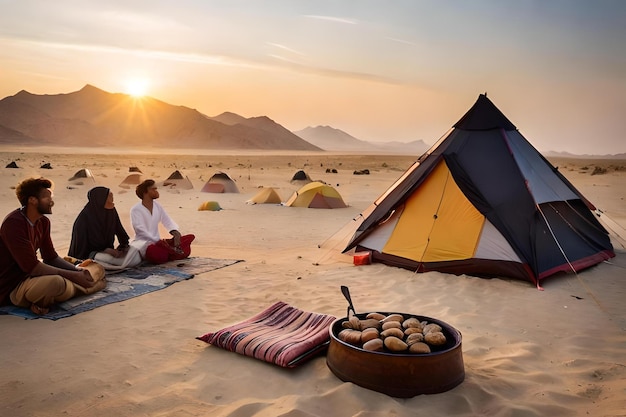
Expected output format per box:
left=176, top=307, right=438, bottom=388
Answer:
left=326, top=312, right=464, bottom=397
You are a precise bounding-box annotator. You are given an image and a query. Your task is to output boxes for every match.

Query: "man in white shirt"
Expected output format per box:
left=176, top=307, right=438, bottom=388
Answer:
left=130, top=179, right=195, bottom=264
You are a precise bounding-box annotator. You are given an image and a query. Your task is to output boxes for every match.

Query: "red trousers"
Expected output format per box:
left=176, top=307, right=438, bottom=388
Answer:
left=145, top=234, right=195, bottom=264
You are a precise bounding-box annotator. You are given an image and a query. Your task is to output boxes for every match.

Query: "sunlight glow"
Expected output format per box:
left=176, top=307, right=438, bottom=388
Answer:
left=124, top=78, right=150, bottom=97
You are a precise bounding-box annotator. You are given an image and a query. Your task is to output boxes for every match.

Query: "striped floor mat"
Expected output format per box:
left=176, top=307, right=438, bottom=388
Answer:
left=197, top=301, right=336, bottom=368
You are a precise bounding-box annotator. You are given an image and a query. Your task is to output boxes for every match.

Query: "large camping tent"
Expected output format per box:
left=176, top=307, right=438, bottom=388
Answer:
left=290, top=170, right=311, bottom=184
left=247, top=187, right=282, bottom=204
left=341, top=94, right=614, bottom=285
left=201, top=171, right=239, bottom=193
left=119, top=173, right=143, bottom=189
left=162, top=170, right=193, bottom=190
left=286, top=181, right=347, bottom=209
left=68, top=168, right=96, bottom=184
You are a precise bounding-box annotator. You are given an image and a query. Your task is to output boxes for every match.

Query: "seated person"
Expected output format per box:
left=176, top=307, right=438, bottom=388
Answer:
left=0, top=178, right=102, bottom=315
left=130, top=179, right=195, bottom=264
left=67, top=187, right=130, bottom=263
left=68, top=187, right=141, bottom=269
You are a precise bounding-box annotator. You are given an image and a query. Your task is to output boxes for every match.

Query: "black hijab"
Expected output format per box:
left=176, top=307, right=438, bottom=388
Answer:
left=68, top=186, right=130, bottom=259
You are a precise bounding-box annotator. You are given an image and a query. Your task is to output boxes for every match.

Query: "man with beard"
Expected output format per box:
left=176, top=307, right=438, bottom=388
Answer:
left=0, top=177, right=100, bottom=315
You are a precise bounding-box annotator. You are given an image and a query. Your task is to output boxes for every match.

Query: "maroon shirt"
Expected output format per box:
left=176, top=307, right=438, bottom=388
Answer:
left=0, top=208, right=59, bottom=305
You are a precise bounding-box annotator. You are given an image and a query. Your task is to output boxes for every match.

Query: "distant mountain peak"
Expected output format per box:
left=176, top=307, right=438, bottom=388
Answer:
left=294, top=125, right=430, bottom=154
left=77, top=84, right=114, bottom=97
left=80, top=84, right=101, bottom=91
left=210, top=112, right=249, bottom=126
left=0, top=85, right=321, bottom=151
left=14, top=89, right=34, bottom=97
left=249, top=115, right=273, bottom=123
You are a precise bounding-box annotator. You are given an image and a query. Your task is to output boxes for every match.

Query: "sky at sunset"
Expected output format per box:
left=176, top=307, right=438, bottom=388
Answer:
left=1, top=1, right=625, bottom=155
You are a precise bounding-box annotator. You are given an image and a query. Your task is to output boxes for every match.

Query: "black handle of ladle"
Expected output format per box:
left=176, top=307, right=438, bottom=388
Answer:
left=341, top=285, right=356, bottom=318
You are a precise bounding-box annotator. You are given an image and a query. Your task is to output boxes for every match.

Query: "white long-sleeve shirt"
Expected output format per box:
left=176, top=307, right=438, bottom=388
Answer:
left=130, top=200, right=179, bottom=243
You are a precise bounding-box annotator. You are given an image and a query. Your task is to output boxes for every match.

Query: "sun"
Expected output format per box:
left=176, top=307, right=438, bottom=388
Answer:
left=124, top=78, right=150, bottom=98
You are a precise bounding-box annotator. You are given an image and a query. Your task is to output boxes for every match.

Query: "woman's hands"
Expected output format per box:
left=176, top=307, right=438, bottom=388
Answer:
left=103, top=247, right=128, bottom=258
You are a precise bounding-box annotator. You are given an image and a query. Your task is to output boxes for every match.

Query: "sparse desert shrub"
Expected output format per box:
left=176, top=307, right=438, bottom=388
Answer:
left=591, top=166, right=607, bottom=175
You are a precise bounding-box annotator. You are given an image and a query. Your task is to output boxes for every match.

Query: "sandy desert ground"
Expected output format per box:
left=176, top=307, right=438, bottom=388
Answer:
left=0, top=148, right=624, bottom=417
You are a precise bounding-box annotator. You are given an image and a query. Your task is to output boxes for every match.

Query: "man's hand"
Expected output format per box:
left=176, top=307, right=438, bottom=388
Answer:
left=170, top=230, right=182, bottom=248
left=32, top=258, right=96, bottom=288
left=70, top=269, right=95, bottom=288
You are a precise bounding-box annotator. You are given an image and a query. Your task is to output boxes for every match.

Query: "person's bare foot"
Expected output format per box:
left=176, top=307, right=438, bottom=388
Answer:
left=30, top=304, right=49, bottom=315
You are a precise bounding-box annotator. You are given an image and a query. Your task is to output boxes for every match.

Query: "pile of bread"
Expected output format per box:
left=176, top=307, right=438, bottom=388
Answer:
left=337, top=313, right=447, bottom=354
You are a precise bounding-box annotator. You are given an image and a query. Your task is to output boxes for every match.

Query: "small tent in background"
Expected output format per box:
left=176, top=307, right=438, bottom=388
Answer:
left=162, top=170, right=193, bottom=190
left=5, top=161, right=19, bottom=168
left=68, top=168, right=95, bottom=184
left=198, top=201, right=222, bottom=211
left=290, top=170, right=311, bottom=184
left=286, top=181, right=347, bottom=209
left=340, top=94, right=614, bottom=285
left=201, top=171, right=239, bottom=193
left=247, top=187, right=282, bottom=204
left=129, top=166, right=142, bottom=173
left=119, top=173, right=143, bottom=189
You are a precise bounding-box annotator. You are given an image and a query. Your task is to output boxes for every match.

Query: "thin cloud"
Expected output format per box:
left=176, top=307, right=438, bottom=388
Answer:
left=303, top=15, right=357, bottom=25
left=386, top=37, right=418, bottom=46
left=267, top=54, right=297, bottom=63
left=3, top=35, right=405, bottom=87
left=3, top=37, right=245, bottom=67
left=266, top=43, right=306, bottom=56
left=267, top=56, right=402, bottom=85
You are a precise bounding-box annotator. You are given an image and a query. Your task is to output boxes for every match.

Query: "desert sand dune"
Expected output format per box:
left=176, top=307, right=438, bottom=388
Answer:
left=0, top=149, right=624, bottom=417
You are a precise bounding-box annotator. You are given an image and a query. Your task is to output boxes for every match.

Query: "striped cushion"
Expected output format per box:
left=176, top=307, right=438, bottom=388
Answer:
left=197, top=301, right=336, bottom=368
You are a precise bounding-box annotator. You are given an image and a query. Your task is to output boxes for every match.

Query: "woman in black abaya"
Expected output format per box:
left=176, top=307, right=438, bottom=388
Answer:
left=68, top=186, right=130, bottom=263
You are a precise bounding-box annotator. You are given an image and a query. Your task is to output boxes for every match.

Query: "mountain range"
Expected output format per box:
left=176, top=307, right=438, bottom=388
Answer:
left=0, top=85, right=319, bottom=151
left=293, top=126, right=429, bottom=154
left=542, top=150, right=626, bottom=160
left=1, top=85, right=622, bottom=158
left=0, top=85, right=426, bottom=153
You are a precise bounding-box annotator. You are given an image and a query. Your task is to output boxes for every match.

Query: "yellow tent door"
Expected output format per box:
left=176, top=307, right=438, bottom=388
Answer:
left=383, top=160, right=485, bottom=262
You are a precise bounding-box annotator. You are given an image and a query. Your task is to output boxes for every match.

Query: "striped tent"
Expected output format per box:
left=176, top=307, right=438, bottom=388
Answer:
left=342, top=94, right=614, bottom=285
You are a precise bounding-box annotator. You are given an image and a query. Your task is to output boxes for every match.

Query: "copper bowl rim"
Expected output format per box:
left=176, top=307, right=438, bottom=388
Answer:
left=329, top=311, right=462, bottom=357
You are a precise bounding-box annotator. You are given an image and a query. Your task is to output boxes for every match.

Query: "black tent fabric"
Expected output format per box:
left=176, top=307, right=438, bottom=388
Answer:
left=291, top=170, right=311, bottom=181
left=344, top=94, right=615, bottom=284
left=167, top=170, right=184, bottom=180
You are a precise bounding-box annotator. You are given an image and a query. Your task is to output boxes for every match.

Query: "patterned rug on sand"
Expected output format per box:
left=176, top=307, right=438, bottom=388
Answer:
left=0, top=257, right=243, bottom=320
